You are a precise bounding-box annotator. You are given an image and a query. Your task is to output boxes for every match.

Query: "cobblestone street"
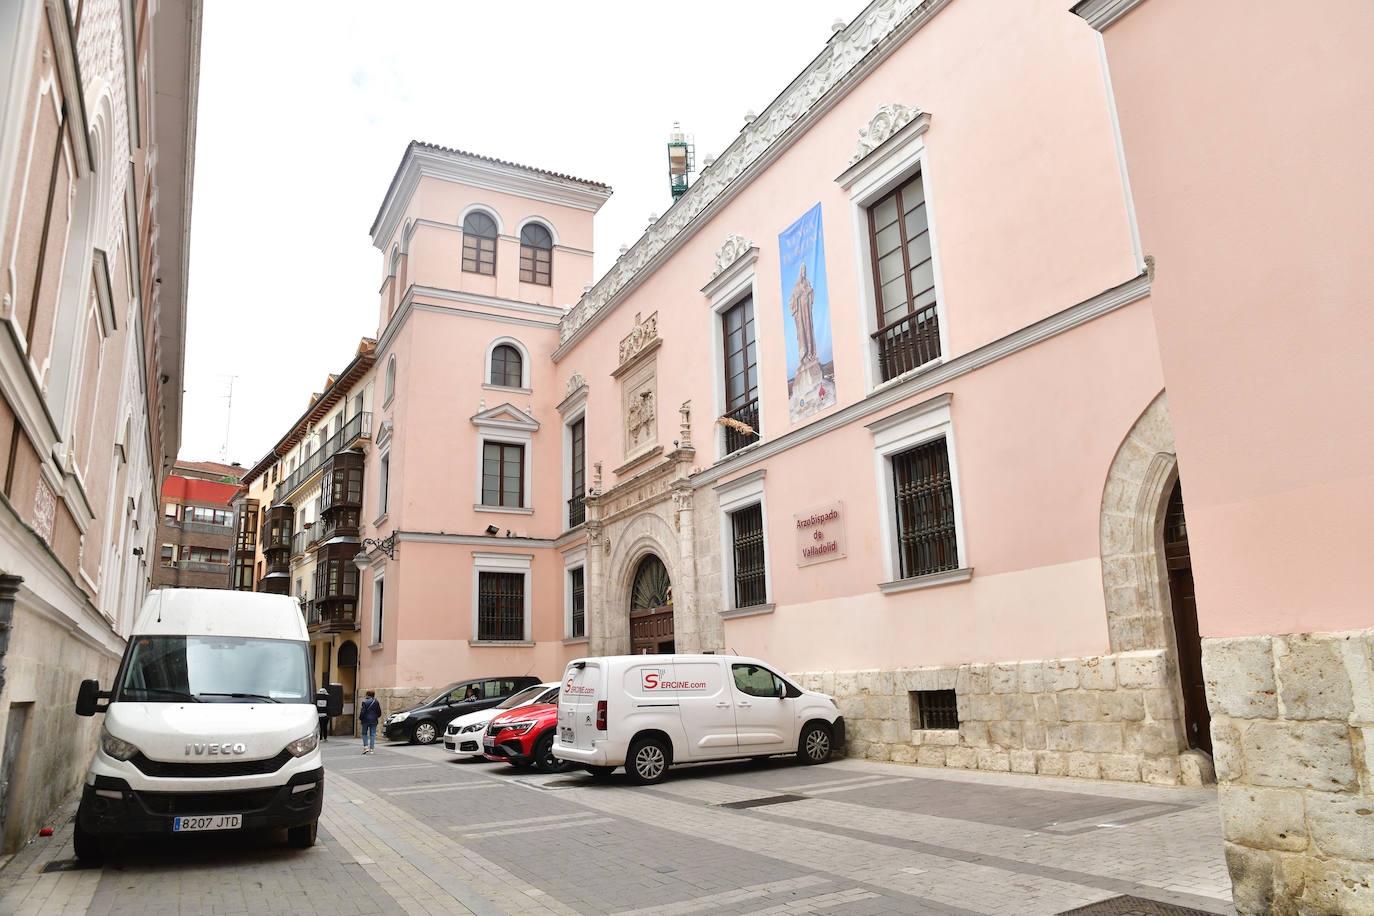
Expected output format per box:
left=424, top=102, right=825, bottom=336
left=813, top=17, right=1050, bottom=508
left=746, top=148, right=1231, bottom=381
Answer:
left=0, top=740, right=1233, bottom=915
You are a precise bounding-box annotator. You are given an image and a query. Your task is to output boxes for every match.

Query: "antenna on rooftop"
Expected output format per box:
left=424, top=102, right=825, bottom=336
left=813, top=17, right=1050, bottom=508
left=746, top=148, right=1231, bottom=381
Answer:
left=218, top=375, right=237, bottom=463
left=667, top=122, right=695, bottom=202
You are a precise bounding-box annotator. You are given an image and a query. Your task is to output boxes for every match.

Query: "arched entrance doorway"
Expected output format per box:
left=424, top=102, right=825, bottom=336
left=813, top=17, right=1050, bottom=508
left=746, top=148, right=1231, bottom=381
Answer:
left=629, top=555, right=674, bottom=654
left=1163, top=481, right=1210, bottom=753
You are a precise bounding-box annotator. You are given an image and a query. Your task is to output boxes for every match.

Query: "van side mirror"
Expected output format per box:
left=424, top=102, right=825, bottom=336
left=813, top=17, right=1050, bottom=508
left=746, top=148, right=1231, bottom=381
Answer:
left=75, top=679, right=109, bottom=716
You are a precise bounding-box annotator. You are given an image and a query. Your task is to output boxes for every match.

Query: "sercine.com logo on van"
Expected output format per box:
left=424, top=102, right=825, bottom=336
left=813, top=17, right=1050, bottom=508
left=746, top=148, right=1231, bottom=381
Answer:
left=641, top=669, right=706, bottom=691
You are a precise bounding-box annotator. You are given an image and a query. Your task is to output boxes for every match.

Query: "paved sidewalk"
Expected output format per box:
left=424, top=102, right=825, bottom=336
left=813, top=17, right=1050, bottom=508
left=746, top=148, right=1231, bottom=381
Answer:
left=0, top=741, right=1234, bottom=914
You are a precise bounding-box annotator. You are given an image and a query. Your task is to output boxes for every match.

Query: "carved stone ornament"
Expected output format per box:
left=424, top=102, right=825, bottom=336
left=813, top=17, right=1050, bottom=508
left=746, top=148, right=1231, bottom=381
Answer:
left=618, top=312, right=659, bottom=366
left=678, top=400, right=692, bottom=449
left=710, top=234, right=755, bottom=279
left=559, top=0, right=930, bottom=344
left=849, top=103, right=924, bottom=165
left=32, top=478, right=56, bottom=543
left=565, top=371, right=587, bottom=397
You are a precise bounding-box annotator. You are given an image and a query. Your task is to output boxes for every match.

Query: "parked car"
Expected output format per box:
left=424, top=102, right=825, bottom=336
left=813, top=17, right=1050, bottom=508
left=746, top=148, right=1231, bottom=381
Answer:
left=445, top=682, right=559, bottom=756
left=554, top=654, right=844, bottom=784
left=384, top=676, right=540, bottom=745
left=482, top=698, right=571, bottom=773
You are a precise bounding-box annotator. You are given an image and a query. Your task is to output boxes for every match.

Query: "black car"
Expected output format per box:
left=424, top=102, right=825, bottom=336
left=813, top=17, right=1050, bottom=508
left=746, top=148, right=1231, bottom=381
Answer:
left=383, top=676, right=540, bottom=745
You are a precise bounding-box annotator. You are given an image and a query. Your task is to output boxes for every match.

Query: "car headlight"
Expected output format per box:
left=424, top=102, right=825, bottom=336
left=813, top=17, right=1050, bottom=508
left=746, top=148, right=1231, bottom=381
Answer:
left=387, top=711, right=409, bottom=723
left=285, top=732, right=319, bottom=757
left=501, top=720, right=535, bottom=736
left=100, top=725, right=139, bottom=761
left=461, top=722, right=483, bottom=734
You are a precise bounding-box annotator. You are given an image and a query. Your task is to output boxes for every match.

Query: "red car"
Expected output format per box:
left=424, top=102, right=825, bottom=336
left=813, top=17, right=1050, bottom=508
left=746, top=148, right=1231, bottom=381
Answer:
left=482, top=701, right=571, bottom=773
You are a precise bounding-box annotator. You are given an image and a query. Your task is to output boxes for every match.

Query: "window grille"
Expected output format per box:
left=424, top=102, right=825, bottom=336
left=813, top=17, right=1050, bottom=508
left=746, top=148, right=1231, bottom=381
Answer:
left=868, top=173, right=941, bottom=381
left=912, top=689, right=959, bottom=730
left=462, top=212, right=497, bottom=275
left=478, top=572, right=524, bottom=640
left=891, top=437, right=958, bottom=578
left=568, top=417, right=585, bottom=527
left=731, top=504, right=766, bottom=608
left=570, top=567, right=585, bottom=638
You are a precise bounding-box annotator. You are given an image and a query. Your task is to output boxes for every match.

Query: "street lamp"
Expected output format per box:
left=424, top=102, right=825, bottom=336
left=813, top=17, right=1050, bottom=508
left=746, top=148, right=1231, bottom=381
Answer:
left=352, top=532, right=397, bottom=571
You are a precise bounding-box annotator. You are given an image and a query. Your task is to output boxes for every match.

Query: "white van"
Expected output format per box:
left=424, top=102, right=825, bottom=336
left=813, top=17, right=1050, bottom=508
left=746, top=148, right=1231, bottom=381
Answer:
left=553, top=654, right=844, bottom=784
left=72, top=589, right=333, bottom=861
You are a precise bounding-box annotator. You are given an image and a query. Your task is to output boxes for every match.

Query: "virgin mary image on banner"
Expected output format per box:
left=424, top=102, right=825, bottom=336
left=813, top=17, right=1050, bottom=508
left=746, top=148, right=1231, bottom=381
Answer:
left=779, top=203, right=837, bottom=422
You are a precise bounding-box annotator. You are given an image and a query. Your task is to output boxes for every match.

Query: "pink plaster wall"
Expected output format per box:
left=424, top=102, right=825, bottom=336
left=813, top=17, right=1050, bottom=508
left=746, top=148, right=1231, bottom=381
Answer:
left=1101, top=0, right=1374, bottom=637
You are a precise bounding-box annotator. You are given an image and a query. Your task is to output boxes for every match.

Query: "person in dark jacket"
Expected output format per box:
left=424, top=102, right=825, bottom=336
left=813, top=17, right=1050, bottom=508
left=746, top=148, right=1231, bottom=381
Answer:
left=359, top=689, right=382, bottom=754
left=316, top=688, right=329, bottom=741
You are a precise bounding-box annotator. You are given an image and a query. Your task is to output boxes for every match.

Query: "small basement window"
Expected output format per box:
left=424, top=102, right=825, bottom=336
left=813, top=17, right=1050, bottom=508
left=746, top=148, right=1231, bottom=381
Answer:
left=911, top=689, right=958, bottom=730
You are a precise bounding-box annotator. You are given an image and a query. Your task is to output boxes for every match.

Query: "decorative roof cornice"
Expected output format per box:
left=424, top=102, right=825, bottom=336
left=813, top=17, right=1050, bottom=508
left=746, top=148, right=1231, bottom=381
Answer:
left=370, top=141, right=613, bottom=249
left=555, top=0, right=952, bottom=354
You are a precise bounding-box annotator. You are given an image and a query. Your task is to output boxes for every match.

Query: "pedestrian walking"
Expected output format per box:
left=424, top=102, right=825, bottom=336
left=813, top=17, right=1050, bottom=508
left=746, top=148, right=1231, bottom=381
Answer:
left=359, top=689, right=382, bottom=754
left=316, top=687, right=329, bottom=741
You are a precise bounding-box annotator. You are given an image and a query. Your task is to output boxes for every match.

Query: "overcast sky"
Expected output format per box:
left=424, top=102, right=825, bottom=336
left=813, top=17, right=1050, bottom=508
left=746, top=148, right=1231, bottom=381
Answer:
left=181, top=0, right=871, bottom=467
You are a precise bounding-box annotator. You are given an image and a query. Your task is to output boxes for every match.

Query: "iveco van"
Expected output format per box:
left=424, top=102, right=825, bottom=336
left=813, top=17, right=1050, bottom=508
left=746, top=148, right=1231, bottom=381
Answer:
left=72, top=589, right=334, bottom=861
left=553, top=654, right=844, bottom=784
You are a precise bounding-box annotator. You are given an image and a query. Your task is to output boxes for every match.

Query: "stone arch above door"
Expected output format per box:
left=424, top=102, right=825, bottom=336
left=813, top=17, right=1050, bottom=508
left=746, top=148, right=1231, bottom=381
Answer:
left=1099, top=391, right=1178, bottom=653
left=593, top=510, right=682, bottom=656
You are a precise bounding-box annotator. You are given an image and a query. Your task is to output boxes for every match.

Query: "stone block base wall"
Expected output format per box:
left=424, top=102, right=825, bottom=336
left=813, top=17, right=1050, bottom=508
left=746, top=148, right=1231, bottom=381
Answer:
left=1203, top=630, right=1374, bottom=915
left=793, top=648, right=1214, bottom=787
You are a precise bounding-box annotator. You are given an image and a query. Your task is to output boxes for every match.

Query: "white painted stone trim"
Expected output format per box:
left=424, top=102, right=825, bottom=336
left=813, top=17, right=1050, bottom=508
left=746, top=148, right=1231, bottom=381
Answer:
left=878, top=566, right=972, bottom=594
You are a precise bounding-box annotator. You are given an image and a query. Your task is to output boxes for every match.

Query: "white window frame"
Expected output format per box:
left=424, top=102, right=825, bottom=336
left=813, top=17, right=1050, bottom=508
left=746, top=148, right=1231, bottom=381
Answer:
left=471, top=552, right=533, bottom=644
left=371, top=568, right=385, bottom=648
left=483, top=336, right=532, bottom=392
left=376, top=448, right=390, bottom=521
left=715, top=469, right=772, bottom=617
left=472, top=406, right=538, bottom=514
left=867, top=393, right=971, bottom=592
left=701, top=244, right=762, bottom=461
left=562, top=543, right=587, bottom=641
left=837, top=110, right=949, bottom=394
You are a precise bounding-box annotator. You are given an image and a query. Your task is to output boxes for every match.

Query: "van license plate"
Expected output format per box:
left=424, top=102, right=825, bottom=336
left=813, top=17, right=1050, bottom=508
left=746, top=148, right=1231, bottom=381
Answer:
left=560, top=727, right=574, bottom=744
left=172, top=814, right=241, bottom=832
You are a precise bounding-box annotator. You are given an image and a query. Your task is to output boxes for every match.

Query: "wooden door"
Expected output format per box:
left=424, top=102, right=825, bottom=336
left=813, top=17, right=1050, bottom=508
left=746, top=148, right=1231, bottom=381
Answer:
left=1164, top=480, right=1211, bottom=754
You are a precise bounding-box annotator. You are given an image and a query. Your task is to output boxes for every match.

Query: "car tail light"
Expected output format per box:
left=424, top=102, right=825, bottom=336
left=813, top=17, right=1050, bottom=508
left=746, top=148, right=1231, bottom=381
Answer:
left=596, top=700, right=607, bottom=730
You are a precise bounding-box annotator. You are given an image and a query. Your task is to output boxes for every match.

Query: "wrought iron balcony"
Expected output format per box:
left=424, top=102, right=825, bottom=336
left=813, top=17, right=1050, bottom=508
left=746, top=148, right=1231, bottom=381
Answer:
left=275, top=411, right=372, bottom=504
left=567, top=494, right=585, bottom=528
left=723, top=399, right=760, bottom=455
left=873, top=304, right=941, bottom=383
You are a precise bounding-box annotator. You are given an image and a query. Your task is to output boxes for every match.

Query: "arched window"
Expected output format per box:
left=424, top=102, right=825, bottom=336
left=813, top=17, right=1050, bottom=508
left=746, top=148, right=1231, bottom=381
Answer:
left=384, top=355, right=396, bottom=403
left=519, top=223, right=553, bottom=286
left=489, top=344, right=522, bottom=388
left=462, top=211, right=498, bottom=275
left=630, top=555, right=671, bottom=611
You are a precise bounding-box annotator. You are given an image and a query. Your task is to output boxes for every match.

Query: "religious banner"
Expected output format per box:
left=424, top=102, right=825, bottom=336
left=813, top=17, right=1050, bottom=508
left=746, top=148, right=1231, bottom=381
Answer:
left=779, top=203, right=837, bottom=422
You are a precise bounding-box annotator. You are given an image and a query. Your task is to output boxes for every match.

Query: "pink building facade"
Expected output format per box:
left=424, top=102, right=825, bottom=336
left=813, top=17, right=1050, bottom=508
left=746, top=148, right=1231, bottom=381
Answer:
left=242, top=1, right=1367, bottom=907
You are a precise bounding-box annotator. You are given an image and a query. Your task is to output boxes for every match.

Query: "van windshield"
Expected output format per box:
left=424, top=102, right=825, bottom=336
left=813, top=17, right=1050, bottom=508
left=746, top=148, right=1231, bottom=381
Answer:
left=116, top=636, right=312, bottom=703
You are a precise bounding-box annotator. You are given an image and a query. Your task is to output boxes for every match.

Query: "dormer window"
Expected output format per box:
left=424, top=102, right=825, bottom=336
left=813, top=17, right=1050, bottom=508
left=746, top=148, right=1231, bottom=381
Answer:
left=462, top=211, right=497, bottom=276
left=518, top=223, right=552, bottom=286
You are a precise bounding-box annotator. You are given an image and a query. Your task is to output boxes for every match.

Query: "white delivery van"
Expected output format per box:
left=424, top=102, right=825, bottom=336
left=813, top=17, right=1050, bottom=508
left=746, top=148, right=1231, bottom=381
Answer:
left=72, top=589, right=334, bottom=862
left=553, top=654, right=844, bottom=784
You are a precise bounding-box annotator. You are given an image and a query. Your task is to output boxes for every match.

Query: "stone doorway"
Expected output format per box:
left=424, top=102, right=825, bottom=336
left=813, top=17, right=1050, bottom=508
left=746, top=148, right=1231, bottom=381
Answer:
left=629, top=554, right=674, bottom=654
left=1163, top=481, right=1210, bottom=754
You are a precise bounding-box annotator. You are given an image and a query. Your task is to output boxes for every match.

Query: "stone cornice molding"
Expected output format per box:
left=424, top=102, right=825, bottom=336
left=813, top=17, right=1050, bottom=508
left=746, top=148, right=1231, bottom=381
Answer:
left=848, top=103, right=925, bottom=166
left=1071, top=0, right=1148, bottom=30
left=371, top=143, right=613, bottom=249
left=554, top=0, right=954, bottom=356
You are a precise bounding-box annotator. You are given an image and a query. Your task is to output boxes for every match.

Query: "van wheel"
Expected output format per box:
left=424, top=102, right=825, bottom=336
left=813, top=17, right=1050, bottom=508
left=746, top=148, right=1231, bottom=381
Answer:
left=287, top=820, right=317, bottom=848
left=73, top=818, right=104, bottom=864
left=411, top=721, right=437, bottom=745
left=797, top=722, right=832, bottom=764
left=583, top=765, right=615, bottom=779
left=627, top=737, right=669, bottom=785
left=533, top=732, right=572, bottom=773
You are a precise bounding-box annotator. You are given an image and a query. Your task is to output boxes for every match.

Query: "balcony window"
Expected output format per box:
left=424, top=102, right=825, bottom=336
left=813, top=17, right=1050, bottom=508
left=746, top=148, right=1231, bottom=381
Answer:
left=868, top=174, right=940, bottom=382
left=722, top=296, right=759, bottom=455
left=568, top=416, right=585, bottom=528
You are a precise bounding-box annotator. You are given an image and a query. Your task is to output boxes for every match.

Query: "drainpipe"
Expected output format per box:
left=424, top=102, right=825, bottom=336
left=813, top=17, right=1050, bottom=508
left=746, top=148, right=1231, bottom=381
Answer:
left=0, top=574, right=22, bottom=697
